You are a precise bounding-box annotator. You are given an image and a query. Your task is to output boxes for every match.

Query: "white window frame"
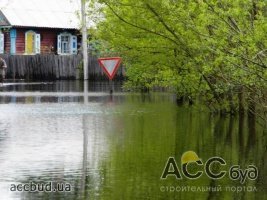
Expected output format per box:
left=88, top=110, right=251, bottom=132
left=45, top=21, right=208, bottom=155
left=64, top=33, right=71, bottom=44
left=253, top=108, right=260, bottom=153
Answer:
left=57, top=32, right=77, bottom=55
left=58, top=33, right=71, bottom=55
left=0, top=31, right=4, bottom=54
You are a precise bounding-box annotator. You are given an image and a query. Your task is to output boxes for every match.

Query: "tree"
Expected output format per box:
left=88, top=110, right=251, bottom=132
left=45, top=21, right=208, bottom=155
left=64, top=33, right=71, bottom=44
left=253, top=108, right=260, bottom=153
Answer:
left=91, top=0, right=267, bottom=118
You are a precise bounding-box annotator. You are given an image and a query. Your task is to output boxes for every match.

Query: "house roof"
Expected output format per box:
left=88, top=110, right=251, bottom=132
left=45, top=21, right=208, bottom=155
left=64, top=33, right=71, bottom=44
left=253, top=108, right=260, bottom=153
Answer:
left=0, top=0, right=82, bottom=29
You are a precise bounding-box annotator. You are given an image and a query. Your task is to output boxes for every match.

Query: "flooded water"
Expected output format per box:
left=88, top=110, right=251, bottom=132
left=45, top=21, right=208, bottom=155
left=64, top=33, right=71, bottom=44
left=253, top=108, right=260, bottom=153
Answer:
left=0, top=81, right=266, bottom=200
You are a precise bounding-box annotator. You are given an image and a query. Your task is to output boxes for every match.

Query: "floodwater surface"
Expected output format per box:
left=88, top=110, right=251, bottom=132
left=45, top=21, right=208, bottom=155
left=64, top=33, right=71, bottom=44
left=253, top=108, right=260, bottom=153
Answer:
left=0, top=81, right=266, bottom=200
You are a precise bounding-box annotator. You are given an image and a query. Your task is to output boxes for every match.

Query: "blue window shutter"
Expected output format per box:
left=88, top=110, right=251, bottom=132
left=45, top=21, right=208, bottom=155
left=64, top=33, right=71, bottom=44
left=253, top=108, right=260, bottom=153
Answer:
left=35, top=34, right=41, bottom=54
left=0, top=33, right=4, bottom=54
left=57, top=35, right=61, bottom=54
left=10, top=29, right=17, bottom=38
left=10, top=29, right=16, bottom=54
left=71, top=36, right=77, bottom=54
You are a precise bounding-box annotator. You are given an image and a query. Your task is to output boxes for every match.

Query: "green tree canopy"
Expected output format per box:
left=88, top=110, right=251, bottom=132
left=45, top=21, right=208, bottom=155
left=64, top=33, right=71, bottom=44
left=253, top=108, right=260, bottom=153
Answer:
left=91, top=0, right=267, bottom=116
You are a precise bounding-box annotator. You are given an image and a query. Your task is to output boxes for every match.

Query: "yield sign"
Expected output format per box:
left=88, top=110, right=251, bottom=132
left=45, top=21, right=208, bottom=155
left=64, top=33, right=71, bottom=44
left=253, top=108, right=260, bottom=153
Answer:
left=98, top=57, right=122, bottom=80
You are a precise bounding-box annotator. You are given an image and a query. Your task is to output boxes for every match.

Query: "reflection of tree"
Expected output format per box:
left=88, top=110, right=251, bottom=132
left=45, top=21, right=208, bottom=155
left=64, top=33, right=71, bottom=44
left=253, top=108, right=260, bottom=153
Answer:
left=246, top=114, right=256, bottom=151
left=238, top=112, right=245, bottom=156
left=95, top=98, right=266, bottom=200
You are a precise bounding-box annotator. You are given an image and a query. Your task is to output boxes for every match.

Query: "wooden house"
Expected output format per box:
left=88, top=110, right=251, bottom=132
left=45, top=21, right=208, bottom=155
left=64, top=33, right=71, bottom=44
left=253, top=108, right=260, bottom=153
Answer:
left=0, top=0, right=81, bottom=55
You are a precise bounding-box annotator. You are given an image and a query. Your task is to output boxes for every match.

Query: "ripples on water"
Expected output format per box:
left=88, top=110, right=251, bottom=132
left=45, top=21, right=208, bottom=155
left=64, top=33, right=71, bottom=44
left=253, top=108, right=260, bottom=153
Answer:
left=0, top=81, right=266, bottom=200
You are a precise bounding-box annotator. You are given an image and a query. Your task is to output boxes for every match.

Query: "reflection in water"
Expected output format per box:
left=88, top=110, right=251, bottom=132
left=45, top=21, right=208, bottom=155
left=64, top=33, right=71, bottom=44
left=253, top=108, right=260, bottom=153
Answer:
left=80, top=114, right=88, bottom=199
left=0, top=81, right=266, bottom=200
left=0, top=80, right=124, bottom=104
left=0, top=80, right=124, bottom=93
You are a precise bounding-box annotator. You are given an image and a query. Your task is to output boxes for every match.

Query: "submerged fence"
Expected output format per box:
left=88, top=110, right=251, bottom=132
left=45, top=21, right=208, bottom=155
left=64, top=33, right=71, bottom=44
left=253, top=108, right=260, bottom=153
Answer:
left=0, top=54, right=125, bottom=80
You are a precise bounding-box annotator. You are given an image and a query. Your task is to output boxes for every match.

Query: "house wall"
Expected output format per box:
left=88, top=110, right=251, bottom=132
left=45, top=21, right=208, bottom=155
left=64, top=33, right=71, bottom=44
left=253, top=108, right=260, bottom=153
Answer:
left=40, top=29, right=57, bottom=54
left=16, top=29, right=25, bottom=53
left=3, top=31, right=10, bottom=53
left=2, top=27, right=80, bottom=54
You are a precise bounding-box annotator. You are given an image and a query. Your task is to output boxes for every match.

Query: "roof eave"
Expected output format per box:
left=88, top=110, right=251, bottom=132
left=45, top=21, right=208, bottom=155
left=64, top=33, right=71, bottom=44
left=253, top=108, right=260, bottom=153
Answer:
left=12, top=25, right=80, bottom=30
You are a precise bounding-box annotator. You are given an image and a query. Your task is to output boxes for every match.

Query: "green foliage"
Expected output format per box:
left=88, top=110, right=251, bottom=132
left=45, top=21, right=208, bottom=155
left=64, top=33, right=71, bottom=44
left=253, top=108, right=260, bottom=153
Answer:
left=91, top=0, right=267, bottom=113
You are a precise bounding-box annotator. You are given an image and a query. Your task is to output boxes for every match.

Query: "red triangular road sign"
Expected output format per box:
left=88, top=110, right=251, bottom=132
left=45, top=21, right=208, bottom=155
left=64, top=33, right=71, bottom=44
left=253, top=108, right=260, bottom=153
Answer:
left=98, top=57, right=122, bottom=80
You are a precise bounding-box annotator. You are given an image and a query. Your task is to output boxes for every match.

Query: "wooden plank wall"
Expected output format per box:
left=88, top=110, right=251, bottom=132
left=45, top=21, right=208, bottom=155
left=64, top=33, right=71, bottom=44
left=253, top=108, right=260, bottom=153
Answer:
left=3, top=31, right=11, bottom=53
left=0, top=54, right=125, bottom=80
left=16, top=29, right=25, bottom=54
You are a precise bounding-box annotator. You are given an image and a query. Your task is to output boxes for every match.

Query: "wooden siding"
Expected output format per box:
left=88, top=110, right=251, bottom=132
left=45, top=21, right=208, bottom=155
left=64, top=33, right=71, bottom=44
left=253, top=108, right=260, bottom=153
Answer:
left=16, top=29, right=25, bottom=54
left=4, top=31, right=10, bottom=53
left=40, top=29, right=57, bottom=54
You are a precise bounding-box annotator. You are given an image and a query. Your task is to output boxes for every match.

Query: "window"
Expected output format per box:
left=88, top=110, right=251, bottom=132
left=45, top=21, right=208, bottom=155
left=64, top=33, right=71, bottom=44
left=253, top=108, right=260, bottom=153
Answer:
left=61, top=35, right=70, bottom=54
left=0, top=32, right=4, bottom=54
left=57, top=33, right=77, bottom=55
left=25, top=31, right=40, bottom=54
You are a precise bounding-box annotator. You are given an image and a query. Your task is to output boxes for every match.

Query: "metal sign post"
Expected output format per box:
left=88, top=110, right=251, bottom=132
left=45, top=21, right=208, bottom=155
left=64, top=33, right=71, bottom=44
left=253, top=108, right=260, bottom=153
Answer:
left=98, top=57, right=122, bottom=94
